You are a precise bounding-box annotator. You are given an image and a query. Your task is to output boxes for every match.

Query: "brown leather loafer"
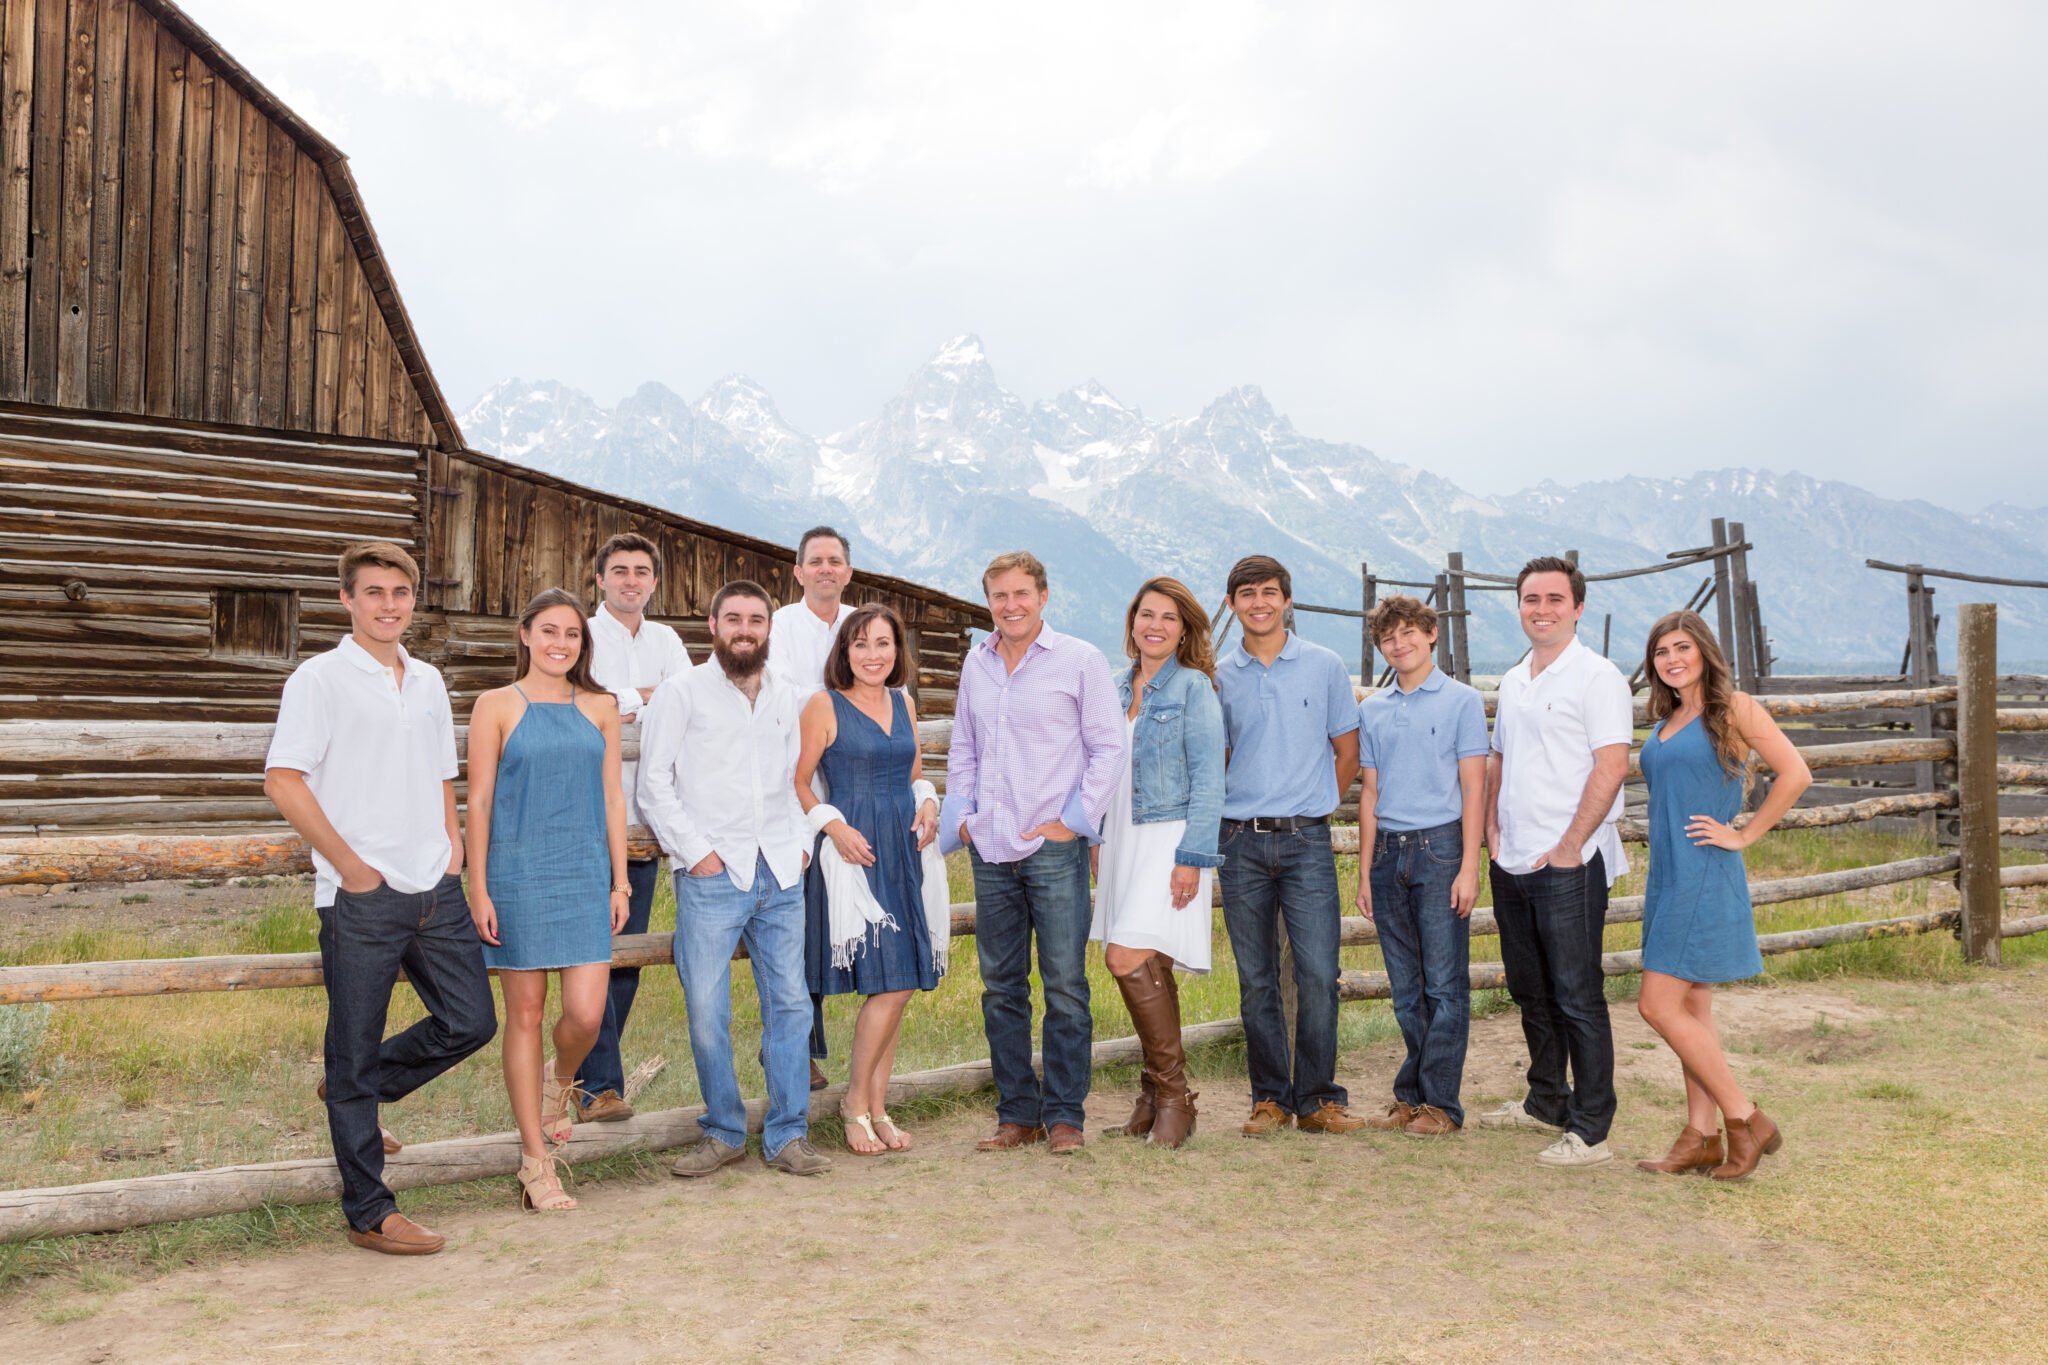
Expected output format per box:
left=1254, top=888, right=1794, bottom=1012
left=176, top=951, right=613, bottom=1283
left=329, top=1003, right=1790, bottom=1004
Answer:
left=578, top=1089, right=635, bottom=1123
left=1047, top=1123, right=1085, bottom=1155
left=974, top=1122, right=1048, bottom=1151
left=345, top=1211, right=444, bottom=1256
left=317, top=1079, right=401, bottom=1154
left=810, top=1060, right=829, bottom=1092
left=1296, top=1101, right=1367, bottom=1134
left=1364, top=1101, right=1416, bottom=1132
left=1403, top=1104, right=1459, bottom=1138
left=1241, top=1099, right=1295, bottom=1136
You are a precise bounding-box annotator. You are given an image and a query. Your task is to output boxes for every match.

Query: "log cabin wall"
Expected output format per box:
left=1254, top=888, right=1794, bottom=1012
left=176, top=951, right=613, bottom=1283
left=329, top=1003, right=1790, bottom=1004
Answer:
left=0, top=0, right=456, bottom=447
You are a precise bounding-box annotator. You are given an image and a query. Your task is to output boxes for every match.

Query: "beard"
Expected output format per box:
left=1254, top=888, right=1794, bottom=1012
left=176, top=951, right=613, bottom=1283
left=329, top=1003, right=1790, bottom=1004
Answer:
left=714, top=632, right=768, bottom=679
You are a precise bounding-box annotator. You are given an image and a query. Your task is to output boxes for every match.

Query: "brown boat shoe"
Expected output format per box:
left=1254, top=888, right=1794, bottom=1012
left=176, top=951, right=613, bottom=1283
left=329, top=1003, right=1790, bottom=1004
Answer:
left=1364, top=1101, right=1417, bottom=1132
left=1402, top=1104, right=1460, bottom=1138
left=578, top=1089, right=635, bottom=1123
left=1296, top=1101, right=1368, bottom=1135
left=346, top=1211, right=444, bottom=1256
left=974, top=1122, right=1048, bottom=1151
left=810, top=1060, right=829, bottom=1092
left=1241, top=1100, right=1295, bottom=1137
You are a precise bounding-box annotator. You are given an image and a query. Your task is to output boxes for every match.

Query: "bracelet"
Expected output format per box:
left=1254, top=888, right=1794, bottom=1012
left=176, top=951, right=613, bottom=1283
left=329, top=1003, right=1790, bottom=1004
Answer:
left=611, top=884, right=630, bottom=895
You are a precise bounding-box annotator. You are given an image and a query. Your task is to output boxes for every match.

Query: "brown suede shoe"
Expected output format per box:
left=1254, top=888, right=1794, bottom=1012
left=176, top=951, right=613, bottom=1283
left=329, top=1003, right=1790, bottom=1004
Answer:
left=1364, top=1101, right=1417, bottom=1132
left=1637, top=1124, right=1724, bottom=1175
left=578, top=1089, right=635, bottom=1123
left=810, top=1060, right=829, bottom=1092
left=1047, top=1124, right=1086, bottom=1155
left=317, top=1079, right=400, bottom=1154
left=1711, top=1107, right=1782, bottom=1181
left=1241, top=1100, right=1295, bottom=1137
left=345, top=1212, right=444, bottom=1256
left=1296, top=1101, right=1367, bottom=1135
left=1403, top=1104, right=1460, bottom=1138
left=975, top=1122, right=1048, bottom=1151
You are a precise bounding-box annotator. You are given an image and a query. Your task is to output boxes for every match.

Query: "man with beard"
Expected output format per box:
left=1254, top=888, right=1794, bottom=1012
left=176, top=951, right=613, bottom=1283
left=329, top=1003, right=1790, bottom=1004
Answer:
left=639, top=581, right=828, bottom=1177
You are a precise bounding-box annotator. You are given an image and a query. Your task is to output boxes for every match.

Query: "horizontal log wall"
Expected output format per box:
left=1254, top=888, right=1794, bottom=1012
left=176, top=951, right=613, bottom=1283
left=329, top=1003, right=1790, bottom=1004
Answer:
left=0, top=0, right=434, bottom=440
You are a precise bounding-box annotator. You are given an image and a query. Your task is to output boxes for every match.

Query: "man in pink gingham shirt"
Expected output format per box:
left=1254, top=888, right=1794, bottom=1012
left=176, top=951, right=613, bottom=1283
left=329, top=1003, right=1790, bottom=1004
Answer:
left=940, top=550, right=1124, bottom=1154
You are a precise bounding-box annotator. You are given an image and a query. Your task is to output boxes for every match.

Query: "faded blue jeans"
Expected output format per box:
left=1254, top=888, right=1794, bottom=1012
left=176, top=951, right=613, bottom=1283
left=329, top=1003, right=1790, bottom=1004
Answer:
left=1368, top=820, right=1471, bottom=1126
left=1219, top=820, right=1347, bottom=1116
left=969, top=837, right=1094, bottom=1132
left=674, top=855, right=811, bottom=1159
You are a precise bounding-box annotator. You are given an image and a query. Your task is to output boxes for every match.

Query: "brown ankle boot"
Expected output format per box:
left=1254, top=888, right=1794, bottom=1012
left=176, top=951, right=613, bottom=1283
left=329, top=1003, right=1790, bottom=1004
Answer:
left=1711, top=1106, right=1782, bottom=1180
left=1118, top=955, right=1197, bottom=1148
left=1636, top=1124, right=1724, bottom=1175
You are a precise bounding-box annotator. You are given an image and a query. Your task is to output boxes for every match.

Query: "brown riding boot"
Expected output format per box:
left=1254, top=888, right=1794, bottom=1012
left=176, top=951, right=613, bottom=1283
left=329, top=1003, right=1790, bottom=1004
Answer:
left=1106, top=962, right=1159, bottom=1139
left=1117, top=955, right=1198, bottom=1149
left=1711, top=1106, right=1782, bottom=1181
left=1636, top=1124, right=1724, bottom=1175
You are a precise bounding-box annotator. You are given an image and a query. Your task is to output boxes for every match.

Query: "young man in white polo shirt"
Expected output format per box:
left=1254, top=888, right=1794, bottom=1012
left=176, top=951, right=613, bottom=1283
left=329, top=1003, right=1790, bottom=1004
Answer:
left=1480, top=555, right=1633, bottom=1168
left=581, top=530, right=693, bottom=1122
left=264, top=542, right=496, bottom=1255
left=768, top=526, right=855, bottom=1090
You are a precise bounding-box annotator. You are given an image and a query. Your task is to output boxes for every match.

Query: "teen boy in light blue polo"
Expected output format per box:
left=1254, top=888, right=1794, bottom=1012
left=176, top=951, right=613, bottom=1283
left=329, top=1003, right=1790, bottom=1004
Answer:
left=1355, top=594, right=1489, bottom=1137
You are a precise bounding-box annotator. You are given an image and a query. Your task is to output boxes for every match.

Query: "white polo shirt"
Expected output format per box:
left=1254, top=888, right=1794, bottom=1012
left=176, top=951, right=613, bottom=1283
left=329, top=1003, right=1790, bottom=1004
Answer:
left=1491, top=635, right=1634, bottom=884
left=265, top=636, right=459, bottom=908
left=637, top=663, right=808, bottom=893
left=769, top=599, right=854, bottom=702
left=587, top=603, right=693, bottom=833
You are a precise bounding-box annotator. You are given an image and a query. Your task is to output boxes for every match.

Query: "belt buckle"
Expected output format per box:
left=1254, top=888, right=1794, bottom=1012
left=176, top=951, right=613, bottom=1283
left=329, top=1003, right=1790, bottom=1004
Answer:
left=1250, top=816, right=1276, bottom=834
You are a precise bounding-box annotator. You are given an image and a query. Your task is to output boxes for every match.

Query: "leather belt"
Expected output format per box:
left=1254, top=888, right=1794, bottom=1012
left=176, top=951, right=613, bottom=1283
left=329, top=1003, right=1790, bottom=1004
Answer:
left=1226, top=814, right=1330, bottom=834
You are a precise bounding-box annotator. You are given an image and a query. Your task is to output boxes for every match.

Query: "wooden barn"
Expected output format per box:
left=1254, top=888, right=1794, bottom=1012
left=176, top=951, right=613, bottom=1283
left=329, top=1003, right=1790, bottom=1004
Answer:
left=0, top=0, right=987, bottom=835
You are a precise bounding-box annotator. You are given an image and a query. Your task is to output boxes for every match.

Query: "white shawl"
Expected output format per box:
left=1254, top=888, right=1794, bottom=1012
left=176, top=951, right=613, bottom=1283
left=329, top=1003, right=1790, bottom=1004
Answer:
left=809, top=779, right=949, bottom=975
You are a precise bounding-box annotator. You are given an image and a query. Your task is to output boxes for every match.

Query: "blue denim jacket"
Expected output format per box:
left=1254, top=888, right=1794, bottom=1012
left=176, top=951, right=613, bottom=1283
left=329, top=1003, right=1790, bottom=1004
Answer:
left=1115, top=656, right=1226, bottom=869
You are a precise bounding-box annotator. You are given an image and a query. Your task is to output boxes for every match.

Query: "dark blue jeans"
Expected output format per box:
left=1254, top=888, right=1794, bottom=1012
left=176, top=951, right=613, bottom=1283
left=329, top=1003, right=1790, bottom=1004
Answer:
left=1219, top=820, right=1347, bottom=1116
left=1368, top=820, right=1471, bottom=1126
left=318, top=872, right=496, bottom=1233
left=579, top=856, right=659, bottom=1098
left=969, top=838, right=1093, bottom=1131
left=1490, top=851, right=1616, bottom=1144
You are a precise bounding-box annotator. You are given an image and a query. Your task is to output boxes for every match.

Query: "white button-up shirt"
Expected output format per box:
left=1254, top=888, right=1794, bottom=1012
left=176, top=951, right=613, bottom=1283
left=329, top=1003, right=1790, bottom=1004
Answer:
left=768, top=599, right=854, bottom=702
left=1491, top=635, right=1635, bottom=884
left=637, top=663, right=808, bottom=893
left=265, top=636, right=458, bottom=908
left=587, top=603, right=693, bottom=831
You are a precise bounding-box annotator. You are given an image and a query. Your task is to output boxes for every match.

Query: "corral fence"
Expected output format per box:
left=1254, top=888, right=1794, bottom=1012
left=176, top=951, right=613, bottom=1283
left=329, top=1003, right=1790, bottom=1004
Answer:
left=0, top=605, right=2042, bottom=1243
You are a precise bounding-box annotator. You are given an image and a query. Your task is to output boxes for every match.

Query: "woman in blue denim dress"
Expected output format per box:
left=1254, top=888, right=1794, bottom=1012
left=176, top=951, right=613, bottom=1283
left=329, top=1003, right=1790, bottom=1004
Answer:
left=1091, top=577, right=1226, bottom=1148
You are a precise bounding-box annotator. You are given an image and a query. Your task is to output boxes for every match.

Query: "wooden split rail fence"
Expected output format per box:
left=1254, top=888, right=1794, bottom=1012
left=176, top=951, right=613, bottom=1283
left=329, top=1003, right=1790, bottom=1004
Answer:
left=0, top=605, right=2042, bottom=1241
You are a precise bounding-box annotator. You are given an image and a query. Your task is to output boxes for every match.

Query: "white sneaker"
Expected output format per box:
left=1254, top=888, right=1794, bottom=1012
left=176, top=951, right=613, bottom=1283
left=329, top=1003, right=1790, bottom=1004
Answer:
left=1474, top=1100, right=1565, bottom=1134
left=1535, top=1132, right=1613, bottom=1168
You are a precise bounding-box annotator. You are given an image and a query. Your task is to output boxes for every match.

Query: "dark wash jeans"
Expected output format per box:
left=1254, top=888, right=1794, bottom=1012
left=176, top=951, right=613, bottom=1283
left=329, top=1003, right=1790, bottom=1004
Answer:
left=1368, top=820, right=1471, bottom=1126
left=969, top=837, right=1094, bottom=1131
left=318, top=872, right=496, bottom=1232
left=579, top=855, right=659, bottom=1098
left=1219, top=820, right=1347, bottom=1116
left=1490, top=851, right=1616, bottom=1144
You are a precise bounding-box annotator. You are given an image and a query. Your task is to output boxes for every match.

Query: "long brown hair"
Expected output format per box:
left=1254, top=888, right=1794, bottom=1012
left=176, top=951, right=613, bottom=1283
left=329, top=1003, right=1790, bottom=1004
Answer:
left=514, top=588, right=601, bottom=695
left=1123, top=576, right=1216, bottom=676
left=1643, top=609, right=1746, bottom=777
left=823, top=603, right=913, bottom=691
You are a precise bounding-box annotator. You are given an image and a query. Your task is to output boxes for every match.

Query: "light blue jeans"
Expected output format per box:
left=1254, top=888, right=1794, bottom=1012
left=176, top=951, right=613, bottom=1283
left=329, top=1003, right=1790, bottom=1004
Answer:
left=674, top=855, right=811, bottom=1159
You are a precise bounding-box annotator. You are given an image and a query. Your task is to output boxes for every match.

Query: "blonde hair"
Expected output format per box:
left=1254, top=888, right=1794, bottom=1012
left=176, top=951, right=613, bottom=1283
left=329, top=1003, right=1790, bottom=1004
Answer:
left=981, top=550, right=1047, bottom=594
left=337, top=541, right=420, bottom=594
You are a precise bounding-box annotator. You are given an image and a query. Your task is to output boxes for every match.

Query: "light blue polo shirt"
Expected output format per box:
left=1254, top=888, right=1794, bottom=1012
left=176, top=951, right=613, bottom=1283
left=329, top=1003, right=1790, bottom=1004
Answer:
left=1218, top=632, right=1361, bottom=820
left=1357, top=667, right=1491, bottom=831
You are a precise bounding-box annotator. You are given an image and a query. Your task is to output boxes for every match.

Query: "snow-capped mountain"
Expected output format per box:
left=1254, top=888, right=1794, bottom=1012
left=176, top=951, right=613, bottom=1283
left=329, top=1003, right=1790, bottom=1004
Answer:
left=459, top=338, right=2048, bottom=670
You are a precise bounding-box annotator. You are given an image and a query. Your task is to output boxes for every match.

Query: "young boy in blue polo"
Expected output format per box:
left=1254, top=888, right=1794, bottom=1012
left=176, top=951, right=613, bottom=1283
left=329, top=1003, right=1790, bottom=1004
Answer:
left=1354, top=595, right=1489, bottom=1136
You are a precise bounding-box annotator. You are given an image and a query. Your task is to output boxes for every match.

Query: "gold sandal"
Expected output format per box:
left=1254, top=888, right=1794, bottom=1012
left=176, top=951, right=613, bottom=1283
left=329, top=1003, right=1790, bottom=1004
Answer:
left=874, top=1112, right=912, bottom=1152
left=842, top=1109, right=885, bottom=1156
left=517, top=1152, right=578, bottom=1211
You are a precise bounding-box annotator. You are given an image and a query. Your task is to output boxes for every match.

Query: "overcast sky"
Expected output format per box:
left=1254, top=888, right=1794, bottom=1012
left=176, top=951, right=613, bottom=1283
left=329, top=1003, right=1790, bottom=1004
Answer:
left=193, top=1, right=2043, bottom=511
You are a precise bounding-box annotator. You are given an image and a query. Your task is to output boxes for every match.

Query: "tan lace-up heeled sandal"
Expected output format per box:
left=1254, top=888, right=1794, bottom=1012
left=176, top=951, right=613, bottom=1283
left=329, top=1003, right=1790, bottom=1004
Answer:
left=540, top=1058, right=586, bottom=1148
left=517, top=1151, right=578, bottom=1211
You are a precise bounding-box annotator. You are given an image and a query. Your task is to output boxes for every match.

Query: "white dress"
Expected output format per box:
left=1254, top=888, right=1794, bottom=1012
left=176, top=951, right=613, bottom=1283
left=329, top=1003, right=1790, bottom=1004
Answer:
left=1091, top=717, right=1213, bottom=973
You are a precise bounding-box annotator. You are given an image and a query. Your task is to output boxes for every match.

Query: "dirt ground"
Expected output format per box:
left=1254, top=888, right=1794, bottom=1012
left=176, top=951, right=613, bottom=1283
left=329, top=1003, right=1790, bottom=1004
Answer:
left=7, top=972, right=2047, bottom=1364
left=0, top=876, right=317, bottom=944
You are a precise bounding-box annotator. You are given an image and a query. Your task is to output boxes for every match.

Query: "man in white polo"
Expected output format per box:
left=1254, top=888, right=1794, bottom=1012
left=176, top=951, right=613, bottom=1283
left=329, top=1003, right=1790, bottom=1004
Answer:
left=768, top=526, right=856, bottom=1089
left=264, top=541, right=497, bottom=1256
left=1481, top=555, right=1633, bottom=1168
left=581, top=530, right=693, bottom=1122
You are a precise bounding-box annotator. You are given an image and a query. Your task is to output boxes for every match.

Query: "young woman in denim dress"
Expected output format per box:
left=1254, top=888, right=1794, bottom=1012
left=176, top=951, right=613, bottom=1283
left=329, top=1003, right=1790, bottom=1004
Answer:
left=1090, top=577, right=1226, bottom=1147
left=465, top=589, right=630, bottom=1211
left=1636, top=610, right=1810, bottom=1180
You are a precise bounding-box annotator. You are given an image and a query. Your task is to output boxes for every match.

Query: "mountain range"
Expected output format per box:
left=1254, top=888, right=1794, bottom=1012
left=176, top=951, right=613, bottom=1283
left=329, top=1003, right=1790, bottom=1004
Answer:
left=457, top=336, right=2048, bottom=672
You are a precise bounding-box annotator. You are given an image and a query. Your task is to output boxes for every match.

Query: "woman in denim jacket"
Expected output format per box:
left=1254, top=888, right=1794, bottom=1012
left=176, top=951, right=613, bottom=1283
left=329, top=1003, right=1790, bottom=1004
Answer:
left=1090, top=576, right=1225, bottom=1147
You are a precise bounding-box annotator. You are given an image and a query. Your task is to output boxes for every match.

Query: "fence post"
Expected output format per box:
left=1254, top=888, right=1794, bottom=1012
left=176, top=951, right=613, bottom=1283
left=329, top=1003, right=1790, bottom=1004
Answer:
left=1360, top=561, right=1373, bottom=681
left=1906, top=568, right=1940, bottom=837
left=1710, top=518, right=1737, bottom=665
left=1433, top=572, right=1454, bottom=675
left=1446, top=552, right=1471, bottom=684
left=1728, top=520, right=1758, bottom=692
left=1955, top=602, right=2001, bottom=965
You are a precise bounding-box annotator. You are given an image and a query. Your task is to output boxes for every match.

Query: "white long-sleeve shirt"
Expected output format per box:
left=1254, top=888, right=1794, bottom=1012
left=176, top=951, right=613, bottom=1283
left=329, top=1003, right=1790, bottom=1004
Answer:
left=587, top=603, right=693, bottom=831
left=768, top=599, right=854, bottom=703
left=637, top=662, right=808, bottom=893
